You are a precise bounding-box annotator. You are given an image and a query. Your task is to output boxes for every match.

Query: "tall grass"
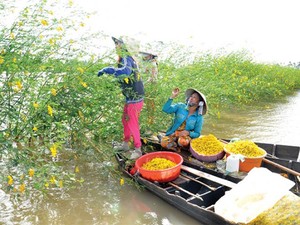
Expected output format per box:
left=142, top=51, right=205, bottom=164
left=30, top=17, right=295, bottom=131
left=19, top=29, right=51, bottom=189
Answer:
left=139, top=51, right=300, bottom=134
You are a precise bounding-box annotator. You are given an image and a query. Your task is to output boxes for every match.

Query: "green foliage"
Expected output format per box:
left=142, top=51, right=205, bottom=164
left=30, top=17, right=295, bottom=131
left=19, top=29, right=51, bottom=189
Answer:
left=0, top=0, right=115, bottom=198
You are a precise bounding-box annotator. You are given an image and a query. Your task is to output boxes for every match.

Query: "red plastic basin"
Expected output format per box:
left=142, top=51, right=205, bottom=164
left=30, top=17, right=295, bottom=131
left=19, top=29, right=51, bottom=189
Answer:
left=135, top=151, right=183, bottom=183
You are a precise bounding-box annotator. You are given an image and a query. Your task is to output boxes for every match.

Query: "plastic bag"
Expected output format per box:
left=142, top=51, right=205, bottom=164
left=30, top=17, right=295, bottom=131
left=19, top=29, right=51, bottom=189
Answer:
left=214, top=167, right=295, bottom=224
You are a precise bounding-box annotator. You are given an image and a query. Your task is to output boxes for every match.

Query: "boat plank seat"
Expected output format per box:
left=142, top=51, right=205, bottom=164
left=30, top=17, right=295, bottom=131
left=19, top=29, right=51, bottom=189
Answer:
left=275, top=145, right=300, bottom=161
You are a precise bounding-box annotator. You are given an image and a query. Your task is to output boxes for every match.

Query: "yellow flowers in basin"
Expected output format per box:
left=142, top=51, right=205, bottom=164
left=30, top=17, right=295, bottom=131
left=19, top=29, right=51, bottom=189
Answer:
left=190, top=134, right=224, bottom=156
left=226, top=140, right=266, bottom=158
left=142, top=157, right=176, bottom=171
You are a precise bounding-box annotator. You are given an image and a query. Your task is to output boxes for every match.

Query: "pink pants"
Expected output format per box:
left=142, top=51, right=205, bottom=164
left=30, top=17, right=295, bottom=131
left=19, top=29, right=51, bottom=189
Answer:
left=122, top=100, right=144, bottom=148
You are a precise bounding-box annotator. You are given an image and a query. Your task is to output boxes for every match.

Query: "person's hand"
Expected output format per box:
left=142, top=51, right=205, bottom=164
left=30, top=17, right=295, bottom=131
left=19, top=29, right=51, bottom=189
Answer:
left=170, top=87, right=180, bottom=99
left=98, top=70, right=104, bottom=76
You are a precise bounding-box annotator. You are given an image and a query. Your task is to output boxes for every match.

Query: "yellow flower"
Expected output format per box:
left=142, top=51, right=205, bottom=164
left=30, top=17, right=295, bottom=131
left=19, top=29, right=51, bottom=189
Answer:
left=77, top=67, right=84, bottom=74
left=59, top=180, right=63, bottom=188
left=18, top=21, right=23, bottom=26
left=50, top=176, right=56, bottom=184
left=29, top=168, right=35, bottom=177
left=7, top=175, right=13, bottom=185
left=10, top=32, right=15, bottom=39
left=47, top=105, right=53, bottom=116
left=120, top=178, right=124, bottom=186
left=0, top=56, right=4, bottom=64
left=16, top=81, right=22, bottom=89
left=41, top=19, right=48, bottom=26
left=49, top=38, right=56, bottom=45
left=13, top=57, right=17, bottom=63
left=75, top=166, right=80, bottom=173
left=19, top=183, right=25, bottom=193
left=124, top=78, right=129, bottom=84
left=45, top=182, right=49, bottom=188
left=33, top=102, right=39, bottom=109
left=51, top=88, right=57, bottom=96
left=33, top=126, right=38, bottom=131
left=13, top=81, right=22, bottom=92
left=56, top=26, right=63, bottom=32
left=80, top=22, right=85, bottom=27
left=50, top=143, right=57, bottom=157
left=68, top=0, right=74, bottom=6
left=80, top=81, right=87, bottom=88
left=39, top=34, right=44, bottom=39
left=48, top=10, right=54, bottom=15
left=142, top=138, right=147, bottom=144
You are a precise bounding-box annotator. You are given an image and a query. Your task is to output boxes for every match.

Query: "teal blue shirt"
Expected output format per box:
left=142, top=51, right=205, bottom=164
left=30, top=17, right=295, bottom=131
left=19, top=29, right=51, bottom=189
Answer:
left=162, top=98, right=203, bottom=138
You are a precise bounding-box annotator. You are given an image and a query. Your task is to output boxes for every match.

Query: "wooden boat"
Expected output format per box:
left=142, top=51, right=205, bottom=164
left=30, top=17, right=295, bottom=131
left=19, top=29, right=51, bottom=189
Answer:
left=115, top=152, right=236, bottom=225
left=142, top=137, right=300, bottom=192
left=115, top=138, right=300, bottom=225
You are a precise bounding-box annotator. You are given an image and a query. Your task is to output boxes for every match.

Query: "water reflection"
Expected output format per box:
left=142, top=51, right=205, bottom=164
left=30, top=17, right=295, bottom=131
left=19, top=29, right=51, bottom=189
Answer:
left=1, top=159, right=199, bottom=225
left=0, top=189, right=14, bottom=225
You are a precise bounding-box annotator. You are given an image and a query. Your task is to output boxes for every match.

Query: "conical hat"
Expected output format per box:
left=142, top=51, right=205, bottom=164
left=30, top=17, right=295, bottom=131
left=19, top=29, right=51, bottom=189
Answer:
left=111, top=36, right=140, bottom=56
left=185, top=88, right=208, bottom=115
left=139, top=51, right=158, bottom=60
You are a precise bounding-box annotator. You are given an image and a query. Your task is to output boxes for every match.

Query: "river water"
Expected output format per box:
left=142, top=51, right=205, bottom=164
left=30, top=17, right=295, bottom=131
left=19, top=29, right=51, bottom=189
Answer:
left=0, top=92, right=299, bottom=225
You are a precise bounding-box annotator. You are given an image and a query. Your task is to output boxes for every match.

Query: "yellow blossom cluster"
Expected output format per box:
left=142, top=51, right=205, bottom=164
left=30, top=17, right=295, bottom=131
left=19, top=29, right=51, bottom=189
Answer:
left=190, top=134, right=224, bottom=156
left=41, top=19, right=48, bottom=26
left=51, top=88, right=57, bottom=96
left=142, top=157, right=176, bottom=171
left=50, top=143, right=57, bottom=157
left=13, top=81, right=23, bottom=92
left=19, top=184, right=25, bottom=193
left=6, top=168, right=36, bottom=193
left=56, top=26, right=63, bottom=32
left=33, top=102, right=39, bottom=109
left=47, top=105, right=53, bottom=116
left=29, top=168, right=35, bottom=177
left=7, top=175, right=13, bottom=185
left=225, top=140, right=266, bottom=158
left=80, top=81, right=87, bottom=88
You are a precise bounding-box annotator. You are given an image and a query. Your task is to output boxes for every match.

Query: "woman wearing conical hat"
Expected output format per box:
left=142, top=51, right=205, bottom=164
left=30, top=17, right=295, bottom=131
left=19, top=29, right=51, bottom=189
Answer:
left=97, top=36, right=144, bottom=159
left=160, top=87, right=208, bottom=152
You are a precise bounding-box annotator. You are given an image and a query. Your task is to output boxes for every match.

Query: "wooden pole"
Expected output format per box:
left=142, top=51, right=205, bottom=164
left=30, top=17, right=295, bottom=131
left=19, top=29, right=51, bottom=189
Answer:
left=181, top=165, right=236, bottom=189
left=180, top=174, right=217, bottom=191
left=262, top=158, right=300, bottom=177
